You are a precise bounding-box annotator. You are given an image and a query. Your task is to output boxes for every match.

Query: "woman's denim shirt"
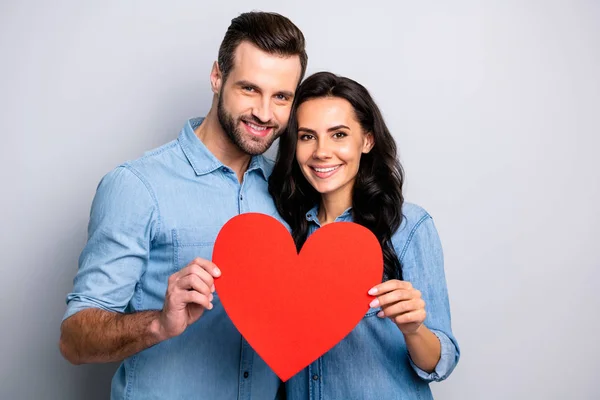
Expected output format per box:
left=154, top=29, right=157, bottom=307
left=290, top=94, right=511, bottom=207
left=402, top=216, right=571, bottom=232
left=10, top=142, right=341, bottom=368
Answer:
left=285, top=203, right=460, bottom=400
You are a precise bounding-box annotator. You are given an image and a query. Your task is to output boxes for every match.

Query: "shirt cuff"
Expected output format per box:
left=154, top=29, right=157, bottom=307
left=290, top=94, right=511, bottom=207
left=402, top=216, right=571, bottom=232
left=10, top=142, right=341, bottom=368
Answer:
left=409, top=329, right=458, bottom=382
left=62, top=296, right=115, bottom=322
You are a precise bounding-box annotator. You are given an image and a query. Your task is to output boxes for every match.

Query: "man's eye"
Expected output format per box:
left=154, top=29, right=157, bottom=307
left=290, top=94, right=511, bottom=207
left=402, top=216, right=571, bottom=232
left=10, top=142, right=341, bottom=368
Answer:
left=275, top=94, right=289, bottom=101
left=243, top=86, right=255, bottom=92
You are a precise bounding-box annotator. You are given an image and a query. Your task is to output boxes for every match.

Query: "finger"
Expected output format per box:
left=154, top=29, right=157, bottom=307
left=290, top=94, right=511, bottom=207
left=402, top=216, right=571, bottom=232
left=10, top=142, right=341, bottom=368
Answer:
left=380, top=298, right=425, bottom=317
left=368, top=280, right=413, bottom=296
left=170, top=258, right=221, bottom=282
left=180, top=291, right=213, bottom=310
left=179, top=265, right=215, bottom=291
left=180, top=266, right=215, bottom=289
left=391, top=309, right=427, bottom=325
left=369, top=289, right=418, bottom=309
left=189, top=257, right=221, bottom=278
left=175, top=274, right=212, bottom=298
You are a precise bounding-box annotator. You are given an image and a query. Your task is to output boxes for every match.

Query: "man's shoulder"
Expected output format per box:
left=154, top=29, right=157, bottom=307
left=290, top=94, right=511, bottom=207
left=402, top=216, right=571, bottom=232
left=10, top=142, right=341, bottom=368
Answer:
left=122, top=138, right=181, bottom=172
left=96, top=137, right=183, bottom=197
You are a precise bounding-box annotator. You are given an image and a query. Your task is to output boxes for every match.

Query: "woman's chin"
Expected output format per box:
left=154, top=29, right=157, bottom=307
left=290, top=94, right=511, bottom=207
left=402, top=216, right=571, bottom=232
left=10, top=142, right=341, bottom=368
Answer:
left=314, top=185, right=340, bottom=196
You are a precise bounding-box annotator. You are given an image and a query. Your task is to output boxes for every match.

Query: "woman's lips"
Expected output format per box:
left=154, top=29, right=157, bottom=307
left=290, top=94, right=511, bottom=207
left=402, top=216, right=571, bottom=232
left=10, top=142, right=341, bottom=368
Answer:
left=309, top=165, right=341, bottom=179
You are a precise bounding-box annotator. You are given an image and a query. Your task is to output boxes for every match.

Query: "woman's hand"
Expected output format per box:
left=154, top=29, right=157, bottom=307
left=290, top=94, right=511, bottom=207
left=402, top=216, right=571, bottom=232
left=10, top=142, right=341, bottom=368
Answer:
left=368, top=280, right=426, bottom=335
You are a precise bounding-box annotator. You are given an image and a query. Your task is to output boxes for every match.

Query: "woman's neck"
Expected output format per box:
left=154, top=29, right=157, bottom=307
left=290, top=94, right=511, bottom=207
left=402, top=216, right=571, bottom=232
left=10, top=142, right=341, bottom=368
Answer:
left=318, top=189, right=352, bottom=226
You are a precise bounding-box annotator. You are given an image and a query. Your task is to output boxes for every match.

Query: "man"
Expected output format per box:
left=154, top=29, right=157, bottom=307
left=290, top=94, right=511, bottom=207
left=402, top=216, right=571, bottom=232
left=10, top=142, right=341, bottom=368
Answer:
left=59, top=11, right=307, bottom=399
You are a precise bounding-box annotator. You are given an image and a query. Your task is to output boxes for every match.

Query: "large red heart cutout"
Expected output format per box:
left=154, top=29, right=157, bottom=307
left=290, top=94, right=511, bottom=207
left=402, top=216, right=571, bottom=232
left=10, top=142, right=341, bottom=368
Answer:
left=212, top=213, right=383, bottom=381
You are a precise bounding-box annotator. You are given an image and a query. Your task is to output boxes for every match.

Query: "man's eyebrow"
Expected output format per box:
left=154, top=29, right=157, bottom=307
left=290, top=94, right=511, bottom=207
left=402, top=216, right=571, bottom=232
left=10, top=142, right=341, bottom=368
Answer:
left=234, top=80, right=259, bottom=89
left=276, top=90, right=295, bottom=98
left=234, top=80, right=294, bottom=98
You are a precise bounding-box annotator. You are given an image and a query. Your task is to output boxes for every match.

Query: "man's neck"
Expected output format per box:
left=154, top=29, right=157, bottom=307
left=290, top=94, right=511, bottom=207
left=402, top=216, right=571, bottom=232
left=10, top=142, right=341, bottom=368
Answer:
left=194, top=109, right=251, bottom=183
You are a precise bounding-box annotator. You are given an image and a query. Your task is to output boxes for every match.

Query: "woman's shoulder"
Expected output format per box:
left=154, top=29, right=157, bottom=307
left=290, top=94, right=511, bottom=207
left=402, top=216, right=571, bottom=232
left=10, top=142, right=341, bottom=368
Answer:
left=399, top=202, right=432, bottom=230
left=391, top=202, right=439, bottom=258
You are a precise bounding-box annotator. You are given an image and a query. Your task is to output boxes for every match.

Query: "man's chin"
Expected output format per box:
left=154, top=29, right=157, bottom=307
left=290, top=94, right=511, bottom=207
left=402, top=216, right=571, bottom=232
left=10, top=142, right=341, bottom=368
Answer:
left=239, top=135, right=277, bottom=155
left=241, top=144, right=271, bottom=156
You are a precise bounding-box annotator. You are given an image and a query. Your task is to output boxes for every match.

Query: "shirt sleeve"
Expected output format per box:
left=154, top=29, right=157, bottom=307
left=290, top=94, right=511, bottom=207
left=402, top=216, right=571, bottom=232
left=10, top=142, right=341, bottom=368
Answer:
left=398, top=213, right=460, bottom=382
left=62, top=165, right=159, bottom=321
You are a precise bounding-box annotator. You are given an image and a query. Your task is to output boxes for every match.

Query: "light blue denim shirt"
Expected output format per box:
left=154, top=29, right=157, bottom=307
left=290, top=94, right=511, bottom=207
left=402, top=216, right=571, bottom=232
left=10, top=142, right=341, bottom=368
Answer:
left=63, top=117, right=283, bottom=400
left=285, top=203, right=460, bottom=400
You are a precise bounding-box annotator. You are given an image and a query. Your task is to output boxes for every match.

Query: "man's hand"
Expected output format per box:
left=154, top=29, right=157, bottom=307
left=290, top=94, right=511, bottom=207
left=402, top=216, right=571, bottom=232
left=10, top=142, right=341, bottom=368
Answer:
left=368, top=280, right=426, bottom=335
left=154, top=257, right=222, bottom=340
left=60, top=257, right=222, bottom=365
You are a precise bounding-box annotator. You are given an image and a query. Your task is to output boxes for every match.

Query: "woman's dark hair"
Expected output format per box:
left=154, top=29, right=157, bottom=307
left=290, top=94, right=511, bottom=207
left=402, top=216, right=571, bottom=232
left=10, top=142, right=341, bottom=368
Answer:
left=269, top=72, right=405, bottom=281
left=218, top=11, right=308, bottom=84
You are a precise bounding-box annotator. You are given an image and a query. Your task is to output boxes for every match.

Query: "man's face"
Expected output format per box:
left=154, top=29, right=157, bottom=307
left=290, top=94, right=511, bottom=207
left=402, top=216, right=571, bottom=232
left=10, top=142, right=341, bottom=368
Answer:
left=215, top=41, right=302, bottom=155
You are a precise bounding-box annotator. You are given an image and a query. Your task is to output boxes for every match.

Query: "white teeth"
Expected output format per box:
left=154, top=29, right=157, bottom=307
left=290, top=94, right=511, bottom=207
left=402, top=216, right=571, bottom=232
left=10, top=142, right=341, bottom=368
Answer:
left=246, top=122, right=267, bottom=131
left=313, top=166, right=340, bottom=173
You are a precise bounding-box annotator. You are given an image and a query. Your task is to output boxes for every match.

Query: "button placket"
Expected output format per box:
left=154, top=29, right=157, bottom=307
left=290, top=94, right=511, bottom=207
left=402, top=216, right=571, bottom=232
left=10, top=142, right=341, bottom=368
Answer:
left=308, top=359, right=321, bottom=400
left=238, top=338, right=254, bottom=400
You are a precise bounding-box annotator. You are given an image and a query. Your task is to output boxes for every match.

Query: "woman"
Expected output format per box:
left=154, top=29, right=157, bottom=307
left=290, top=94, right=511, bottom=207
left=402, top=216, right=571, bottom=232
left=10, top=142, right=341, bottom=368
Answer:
left=269, top=72, right=460, bottom=399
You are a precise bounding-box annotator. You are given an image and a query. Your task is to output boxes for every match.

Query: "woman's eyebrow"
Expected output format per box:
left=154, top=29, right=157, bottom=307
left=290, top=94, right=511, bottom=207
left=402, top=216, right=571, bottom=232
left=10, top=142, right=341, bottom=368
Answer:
left=298, top=125, right=350, bottom=134
left=326, top=125, right=350, bottom=132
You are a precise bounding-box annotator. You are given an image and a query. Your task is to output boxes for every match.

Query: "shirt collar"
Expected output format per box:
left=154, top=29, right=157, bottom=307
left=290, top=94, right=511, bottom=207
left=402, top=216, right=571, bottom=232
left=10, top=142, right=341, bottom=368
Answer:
left=305, top=204, right=354, bottom=227
left=178, top=117, right=272, bottom=179
left=247, top=153, right=272, bottom=180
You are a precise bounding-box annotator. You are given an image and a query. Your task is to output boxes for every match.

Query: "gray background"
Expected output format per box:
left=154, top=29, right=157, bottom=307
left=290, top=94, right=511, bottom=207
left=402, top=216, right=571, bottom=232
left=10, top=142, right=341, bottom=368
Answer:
left=1, top=0, right=599, bottom=399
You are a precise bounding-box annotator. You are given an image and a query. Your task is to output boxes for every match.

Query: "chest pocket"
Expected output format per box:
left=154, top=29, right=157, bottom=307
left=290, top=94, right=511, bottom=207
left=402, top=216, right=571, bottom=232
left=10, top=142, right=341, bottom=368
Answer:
left=172, top=226, right=223, bottom=274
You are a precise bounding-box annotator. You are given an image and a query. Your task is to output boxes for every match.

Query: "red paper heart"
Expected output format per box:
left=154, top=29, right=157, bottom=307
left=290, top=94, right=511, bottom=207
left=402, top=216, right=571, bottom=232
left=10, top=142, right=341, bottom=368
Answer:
left=213, top=213, right=383, bottom=381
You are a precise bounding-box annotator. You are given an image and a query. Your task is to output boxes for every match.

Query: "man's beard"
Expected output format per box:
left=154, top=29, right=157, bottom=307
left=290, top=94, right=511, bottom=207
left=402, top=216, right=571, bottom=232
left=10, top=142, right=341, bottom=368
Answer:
left=217, top=93, right=281, bottom=156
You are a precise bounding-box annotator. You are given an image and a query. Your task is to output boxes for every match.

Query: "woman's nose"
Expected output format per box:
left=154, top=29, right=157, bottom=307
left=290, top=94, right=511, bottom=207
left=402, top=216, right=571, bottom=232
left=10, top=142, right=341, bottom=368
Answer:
left=313, top=140, right=332, bottom=159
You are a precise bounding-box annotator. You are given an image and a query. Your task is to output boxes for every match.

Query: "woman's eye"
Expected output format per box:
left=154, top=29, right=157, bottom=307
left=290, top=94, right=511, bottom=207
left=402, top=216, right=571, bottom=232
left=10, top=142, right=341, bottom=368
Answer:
left=333, top=132, right=347, bottom=139
left=299, top=134, right=315, bottom=141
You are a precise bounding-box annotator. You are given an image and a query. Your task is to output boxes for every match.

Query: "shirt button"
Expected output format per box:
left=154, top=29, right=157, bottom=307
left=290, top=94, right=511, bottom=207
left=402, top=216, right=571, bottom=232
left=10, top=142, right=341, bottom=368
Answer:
left=243, top=371, right=249, bottom=378
left=222, top=167, right=228, bottom=173
left=240, top=195, right=243, bottom=201
left=312, top=374, right=319, bottom=381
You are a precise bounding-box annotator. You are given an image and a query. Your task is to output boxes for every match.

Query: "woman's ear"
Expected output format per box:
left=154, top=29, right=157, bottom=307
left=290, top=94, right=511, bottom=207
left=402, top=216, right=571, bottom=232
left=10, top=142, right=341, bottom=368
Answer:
left=362, top=132, right=375, bottom=154
left=210, top=61, right=223, bottom=95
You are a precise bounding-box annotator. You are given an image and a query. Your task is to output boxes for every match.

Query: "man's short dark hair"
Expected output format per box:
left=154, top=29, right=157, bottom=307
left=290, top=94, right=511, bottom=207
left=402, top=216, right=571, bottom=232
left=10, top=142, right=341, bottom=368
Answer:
left=218, top=11, right=307, bottom=84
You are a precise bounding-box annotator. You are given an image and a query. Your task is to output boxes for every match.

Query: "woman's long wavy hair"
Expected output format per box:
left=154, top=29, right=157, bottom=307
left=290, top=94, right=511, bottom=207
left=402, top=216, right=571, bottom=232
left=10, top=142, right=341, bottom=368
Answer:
left=269, top=72, right=405, bottom=281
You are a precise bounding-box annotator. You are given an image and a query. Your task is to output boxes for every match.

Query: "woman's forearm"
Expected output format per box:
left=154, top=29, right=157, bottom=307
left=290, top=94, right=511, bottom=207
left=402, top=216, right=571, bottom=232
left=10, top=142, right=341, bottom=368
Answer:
left=403, top=325, right=441, bottom=373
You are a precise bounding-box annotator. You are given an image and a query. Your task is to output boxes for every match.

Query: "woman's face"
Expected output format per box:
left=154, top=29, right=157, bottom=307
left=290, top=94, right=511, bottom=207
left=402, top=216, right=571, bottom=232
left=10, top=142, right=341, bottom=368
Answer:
left=295, top=97, right=373, bottom=199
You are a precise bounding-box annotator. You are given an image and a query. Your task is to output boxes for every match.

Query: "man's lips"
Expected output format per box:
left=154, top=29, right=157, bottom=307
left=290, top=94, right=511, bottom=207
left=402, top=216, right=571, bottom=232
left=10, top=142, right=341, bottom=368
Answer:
left=242, top=120, right=275, bottom=137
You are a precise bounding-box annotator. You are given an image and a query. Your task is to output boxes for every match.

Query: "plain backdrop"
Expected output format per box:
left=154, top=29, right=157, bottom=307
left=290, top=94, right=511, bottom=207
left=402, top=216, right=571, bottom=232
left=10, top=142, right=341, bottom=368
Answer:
left=1, top=1, right=599, bottom=399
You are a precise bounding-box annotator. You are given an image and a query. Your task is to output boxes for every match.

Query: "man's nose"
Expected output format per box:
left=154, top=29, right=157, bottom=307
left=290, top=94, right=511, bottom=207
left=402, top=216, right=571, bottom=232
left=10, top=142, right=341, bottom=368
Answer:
left=251, top=97, right=274, bottom=124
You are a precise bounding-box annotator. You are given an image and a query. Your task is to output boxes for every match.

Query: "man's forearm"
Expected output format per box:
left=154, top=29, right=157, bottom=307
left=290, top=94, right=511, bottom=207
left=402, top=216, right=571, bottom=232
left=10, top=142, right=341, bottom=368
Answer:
left=59, top=308, right=164, bottom=364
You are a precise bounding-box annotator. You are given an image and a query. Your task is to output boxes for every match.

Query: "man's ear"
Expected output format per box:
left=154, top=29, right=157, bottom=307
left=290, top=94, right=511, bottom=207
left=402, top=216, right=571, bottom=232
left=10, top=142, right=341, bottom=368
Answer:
left=210, top=61, right=223, bottom=95
left=362, top=132, right=375, bottom=154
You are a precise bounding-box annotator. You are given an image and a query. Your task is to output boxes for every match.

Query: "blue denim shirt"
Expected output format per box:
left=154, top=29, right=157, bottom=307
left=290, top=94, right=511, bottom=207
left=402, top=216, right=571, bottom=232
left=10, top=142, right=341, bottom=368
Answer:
left=63, top=118, right=283, bottom=400
left=285, top=204, right=460, bottom=400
